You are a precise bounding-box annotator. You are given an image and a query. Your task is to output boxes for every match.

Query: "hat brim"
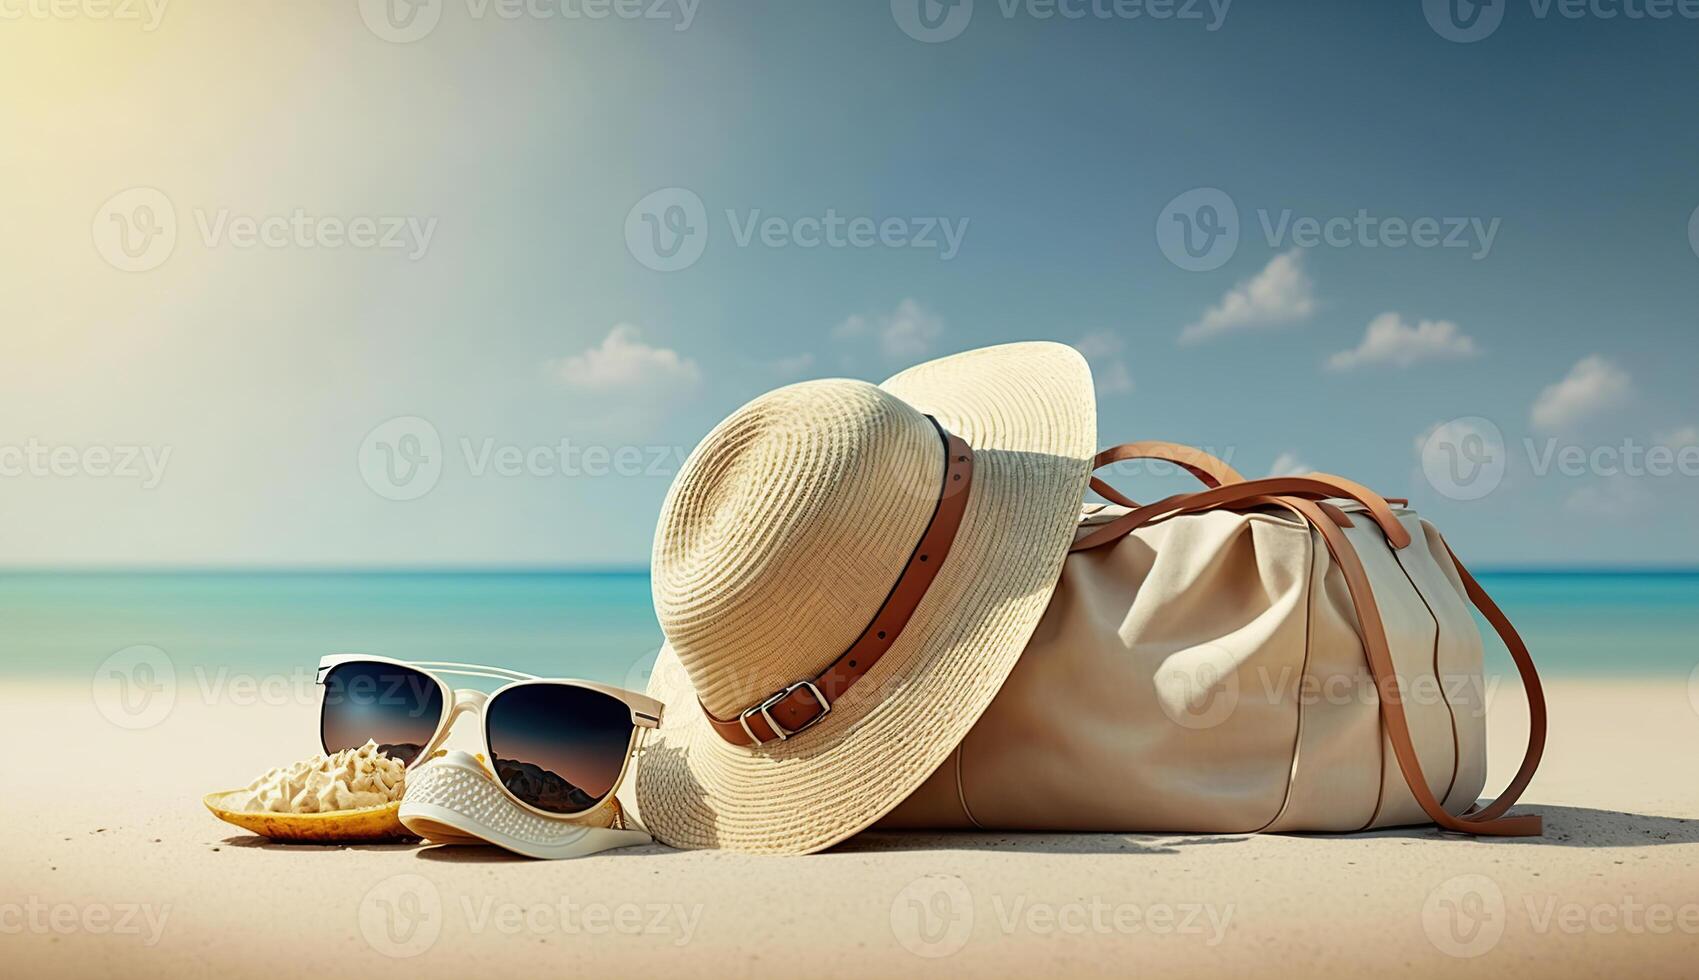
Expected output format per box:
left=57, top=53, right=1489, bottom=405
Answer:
left=634, top=342, right=1096, bottom=853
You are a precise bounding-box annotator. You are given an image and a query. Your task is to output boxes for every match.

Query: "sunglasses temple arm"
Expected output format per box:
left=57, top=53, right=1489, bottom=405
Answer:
left=408, top=662, right=539, bottom=682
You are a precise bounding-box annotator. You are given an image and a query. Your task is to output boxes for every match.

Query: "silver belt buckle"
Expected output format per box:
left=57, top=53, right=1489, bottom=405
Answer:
left=739, top=680, right=831, bottom=744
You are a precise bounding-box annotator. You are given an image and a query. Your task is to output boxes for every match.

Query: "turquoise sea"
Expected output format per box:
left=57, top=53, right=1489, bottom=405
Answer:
left=3, top=571, right=1697, bottom=685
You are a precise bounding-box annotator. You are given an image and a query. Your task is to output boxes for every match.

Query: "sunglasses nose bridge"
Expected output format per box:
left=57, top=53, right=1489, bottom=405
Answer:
left=448, top=689, right=489, bottom=721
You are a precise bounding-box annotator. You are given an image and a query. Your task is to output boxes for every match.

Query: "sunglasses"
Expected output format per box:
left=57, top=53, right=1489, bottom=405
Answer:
left=314, top=654, right=663, bottom=820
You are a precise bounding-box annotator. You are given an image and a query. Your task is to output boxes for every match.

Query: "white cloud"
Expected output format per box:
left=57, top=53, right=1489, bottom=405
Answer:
left=1074, top=330, right=1118, bottom=360
left=768, top=353, right=815, bottom=376
left=1178, top=249, right=1316, bottom=345
left=1529, top=355, right=1632, bottom=432
left=1268, top=451, right=1310, bottom=477
left=1075, top=330, right=1134, bottom=395
left=1564, top=476, right=1649, bottom=521
left=1413, top=422, right=1442, bottom=458
left=545, top=324, right=700, bottom=392
left=1097, top=361, right=1134, bottom=395
left=833, top=298, right=944, bottom=361
left=1326, top=312, right=1479, bottom=371
left=1655, top=425, right=1699, bottom=449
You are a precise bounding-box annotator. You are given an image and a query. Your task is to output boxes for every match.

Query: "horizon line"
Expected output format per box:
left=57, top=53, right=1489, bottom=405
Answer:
left=2, top=564, right=1698, bottom=576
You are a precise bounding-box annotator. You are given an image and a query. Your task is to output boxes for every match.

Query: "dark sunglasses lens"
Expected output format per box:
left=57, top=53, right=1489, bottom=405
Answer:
left=320, top=662, right=444, bottom=766
left=486, top=685, right=633, bottom=815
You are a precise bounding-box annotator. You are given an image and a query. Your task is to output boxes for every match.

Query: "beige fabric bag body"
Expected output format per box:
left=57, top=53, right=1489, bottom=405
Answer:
left=881, top=441, right=1546, bottom=837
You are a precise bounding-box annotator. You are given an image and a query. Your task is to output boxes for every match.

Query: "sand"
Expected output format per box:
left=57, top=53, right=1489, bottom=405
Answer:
left=4, top=676, right=1697, bottom=978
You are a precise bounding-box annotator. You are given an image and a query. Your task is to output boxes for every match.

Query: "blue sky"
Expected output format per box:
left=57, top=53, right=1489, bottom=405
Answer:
left=2, top=0, right=1696, bottom=567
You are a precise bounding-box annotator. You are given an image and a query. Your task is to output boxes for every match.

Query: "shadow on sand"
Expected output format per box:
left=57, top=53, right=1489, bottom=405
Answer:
left=838, top=805, right=1699, bottom=855
left=221, top=805, right=1695, bottom=858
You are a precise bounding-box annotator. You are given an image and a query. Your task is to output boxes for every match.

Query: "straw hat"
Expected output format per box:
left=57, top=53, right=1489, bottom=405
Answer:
left=635, top=342, right=1095, bottom=853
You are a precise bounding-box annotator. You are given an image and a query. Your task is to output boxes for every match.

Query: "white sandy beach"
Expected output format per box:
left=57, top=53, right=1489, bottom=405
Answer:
left=4, top=676, right=1697, bottom=978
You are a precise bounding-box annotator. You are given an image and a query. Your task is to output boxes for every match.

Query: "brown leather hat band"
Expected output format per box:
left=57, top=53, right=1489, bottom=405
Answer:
left=703, top=417, right=975, bottom=747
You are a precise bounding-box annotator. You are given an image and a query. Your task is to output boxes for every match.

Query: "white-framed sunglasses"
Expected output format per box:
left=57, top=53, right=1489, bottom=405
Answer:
left=315, top=654, right=663, bottom=821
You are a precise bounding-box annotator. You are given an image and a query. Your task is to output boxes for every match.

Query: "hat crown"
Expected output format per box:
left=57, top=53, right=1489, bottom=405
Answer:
left=652, top=380, right=945, bottom=718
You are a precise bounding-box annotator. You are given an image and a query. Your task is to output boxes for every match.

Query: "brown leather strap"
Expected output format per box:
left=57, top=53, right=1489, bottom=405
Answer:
left=1301, top=501, right=1542, bottom=836
left=1071, top=444, right=1545, bottom=837
left=1438, top=538, right=1548, bottom=827
left=1088, top=440, right=1245, bottom=508
left=1072, top=474, right=1412, bottom=553
left=704, top=419, right=975, bottom=747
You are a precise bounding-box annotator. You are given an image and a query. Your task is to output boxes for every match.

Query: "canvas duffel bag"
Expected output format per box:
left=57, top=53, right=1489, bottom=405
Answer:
left=880, top=441, right=1547, bottom=837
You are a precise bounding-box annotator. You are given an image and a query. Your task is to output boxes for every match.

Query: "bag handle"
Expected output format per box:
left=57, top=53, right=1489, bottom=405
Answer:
left=1297, top=499, right=1544, bottom=836
left=1436, top=538, right=1548, bottom=827
left=1074, top=473, right=1413, bottom=552
left=1071, top=445, right=1546, bottom=837
left=1084, top=446, right=1391, bottom=539
left=1088, top=441, right=1246, bottom=508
